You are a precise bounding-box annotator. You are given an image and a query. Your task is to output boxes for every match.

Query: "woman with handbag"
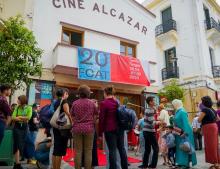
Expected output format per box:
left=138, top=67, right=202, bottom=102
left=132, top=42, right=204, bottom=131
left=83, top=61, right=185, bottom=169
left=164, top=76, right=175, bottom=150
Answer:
left=172, top=99, right=197, bottom=169
left=198, top=96, right=220, bottom=169
left=12, top=95, right=32, bottom=169
left=71, top=85, right=98, bottom=169
left=51, top=88, right=72, bottom=169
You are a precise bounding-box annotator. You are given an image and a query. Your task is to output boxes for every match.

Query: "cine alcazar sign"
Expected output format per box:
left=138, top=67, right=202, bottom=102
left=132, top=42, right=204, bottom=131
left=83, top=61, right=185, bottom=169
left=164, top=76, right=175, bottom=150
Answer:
left=52, top=0, right=148, bottom=35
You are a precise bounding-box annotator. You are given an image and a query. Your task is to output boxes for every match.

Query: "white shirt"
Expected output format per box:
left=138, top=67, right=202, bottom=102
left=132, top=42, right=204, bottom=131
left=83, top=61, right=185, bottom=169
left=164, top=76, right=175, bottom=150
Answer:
left=192, top=117, right=201, bottom=129
left=158, top=109, right=170, bottom=126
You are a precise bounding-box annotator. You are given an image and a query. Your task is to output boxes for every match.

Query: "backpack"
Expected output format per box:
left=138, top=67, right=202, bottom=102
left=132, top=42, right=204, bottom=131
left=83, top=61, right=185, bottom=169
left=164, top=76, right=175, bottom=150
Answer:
left=117, top=105, right=137, bottom=131
left=39, top=100, right=56, bottom=128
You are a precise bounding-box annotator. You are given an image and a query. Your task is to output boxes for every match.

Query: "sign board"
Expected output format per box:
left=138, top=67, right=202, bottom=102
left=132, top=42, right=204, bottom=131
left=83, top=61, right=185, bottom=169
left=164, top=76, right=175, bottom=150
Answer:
left=78, top=47, right=150, bottom=86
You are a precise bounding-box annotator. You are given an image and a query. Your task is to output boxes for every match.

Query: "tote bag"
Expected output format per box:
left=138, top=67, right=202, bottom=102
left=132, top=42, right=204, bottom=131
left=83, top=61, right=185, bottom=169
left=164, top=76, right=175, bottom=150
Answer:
left=50, top=100, right=71, bottom=130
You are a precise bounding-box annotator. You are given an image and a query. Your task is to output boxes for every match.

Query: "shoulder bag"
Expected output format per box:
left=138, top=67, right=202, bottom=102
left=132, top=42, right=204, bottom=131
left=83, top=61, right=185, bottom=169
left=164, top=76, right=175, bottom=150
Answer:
left=50, top=100, right=72, bottom=130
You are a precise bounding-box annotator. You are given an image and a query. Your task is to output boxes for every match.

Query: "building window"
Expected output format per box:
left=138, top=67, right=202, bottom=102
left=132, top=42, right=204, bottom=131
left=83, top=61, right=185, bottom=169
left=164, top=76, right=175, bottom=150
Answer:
left=165, top=47, right=177, bottom=69
left=120, top=42, right=136, bottom=57
left=62, top=28, right=83, bottom=46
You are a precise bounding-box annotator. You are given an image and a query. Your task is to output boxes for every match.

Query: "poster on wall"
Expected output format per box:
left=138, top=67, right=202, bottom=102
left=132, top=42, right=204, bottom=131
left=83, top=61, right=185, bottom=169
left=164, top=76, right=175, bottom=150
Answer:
left=28, top=81, right=54, bottom=107
left=78, top=47, right=150, bottom=86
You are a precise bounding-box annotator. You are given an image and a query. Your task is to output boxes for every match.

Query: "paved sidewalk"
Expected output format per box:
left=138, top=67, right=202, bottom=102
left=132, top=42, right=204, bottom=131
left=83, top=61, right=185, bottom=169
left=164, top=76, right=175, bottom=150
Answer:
left=0, top=150, right=210, bottom=169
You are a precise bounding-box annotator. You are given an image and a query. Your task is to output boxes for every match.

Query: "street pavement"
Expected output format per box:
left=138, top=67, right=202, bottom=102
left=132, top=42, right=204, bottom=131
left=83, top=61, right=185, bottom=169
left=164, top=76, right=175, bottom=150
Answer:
left=0, top=150, right=210, bottom=169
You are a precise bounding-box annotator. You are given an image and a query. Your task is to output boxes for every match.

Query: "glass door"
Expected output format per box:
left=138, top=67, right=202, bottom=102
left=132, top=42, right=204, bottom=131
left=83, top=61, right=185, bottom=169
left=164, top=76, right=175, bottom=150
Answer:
left=162, top=7, right=172, bottom=33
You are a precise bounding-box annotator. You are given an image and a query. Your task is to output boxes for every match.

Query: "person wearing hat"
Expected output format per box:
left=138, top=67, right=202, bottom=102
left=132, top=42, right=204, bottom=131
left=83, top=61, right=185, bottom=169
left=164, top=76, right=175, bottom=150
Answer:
left=24, top=103, right=40, bottom=164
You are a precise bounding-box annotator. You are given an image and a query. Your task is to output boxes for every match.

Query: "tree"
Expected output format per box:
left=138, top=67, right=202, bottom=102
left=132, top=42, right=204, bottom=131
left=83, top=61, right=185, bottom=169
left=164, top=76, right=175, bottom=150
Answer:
left=0, top=15, right=42, bottom=89
left=158, top=80, right=185, bottom=102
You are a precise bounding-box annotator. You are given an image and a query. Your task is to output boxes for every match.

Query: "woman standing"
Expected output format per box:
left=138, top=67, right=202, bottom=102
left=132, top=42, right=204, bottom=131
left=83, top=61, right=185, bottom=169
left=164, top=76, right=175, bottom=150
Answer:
left=12, top=95, right=32, bottom=169
left=172, top=99, right=197, bottom=169
left=71, top=85, right=98, bottom=169
left=198, top=96, right=220, bottom=169
left=52, top=88, right=72, bottom=169
left=99, top=86, right=128, bottom=169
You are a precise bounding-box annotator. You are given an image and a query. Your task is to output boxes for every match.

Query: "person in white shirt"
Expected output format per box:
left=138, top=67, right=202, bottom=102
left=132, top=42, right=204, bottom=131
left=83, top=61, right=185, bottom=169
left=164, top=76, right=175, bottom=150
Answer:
left=158, top=104, right=170, bottom=126
left=192, top=113, right=202, bottom=150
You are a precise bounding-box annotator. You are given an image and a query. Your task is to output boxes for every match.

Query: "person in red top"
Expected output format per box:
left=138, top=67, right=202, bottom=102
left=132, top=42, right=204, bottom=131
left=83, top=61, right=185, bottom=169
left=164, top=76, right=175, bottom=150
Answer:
left=99, top=86, right=128, bottom=169
left=71, top=85, right=98, bottom=169
left=0, top=84, right=12, bottom=145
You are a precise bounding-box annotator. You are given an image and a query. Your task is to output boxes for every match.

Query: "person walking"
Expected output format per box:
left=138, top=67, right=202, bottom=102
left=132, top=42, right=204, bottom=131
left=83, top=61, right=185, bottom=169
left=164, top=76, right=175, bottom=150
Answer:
left=172, top=99, right=197, bottom=169
left=141, top=96, right=160, bottom=169
left=52, top=88, right=72, bottom=169
left=0, top=84, right=12, bottom=145
left=198, top=96, right=220, bottom=169
left=24, top=103, right=40, bottom=164
left=99, top=86, right=128, bottom=169
left=12, top=95, right=32, bottom=169
left=192, top=114, right=202, bottom=151
left=71, top=85, right=98, bottom=169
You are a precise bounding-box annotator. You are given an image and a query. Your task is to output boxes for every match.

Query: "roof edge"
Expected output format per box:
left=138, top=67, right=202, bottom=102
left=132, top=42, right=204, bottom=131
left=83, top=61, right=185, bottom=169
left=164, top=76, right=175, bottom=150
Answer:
left=131, top=0, right=156, bottom=18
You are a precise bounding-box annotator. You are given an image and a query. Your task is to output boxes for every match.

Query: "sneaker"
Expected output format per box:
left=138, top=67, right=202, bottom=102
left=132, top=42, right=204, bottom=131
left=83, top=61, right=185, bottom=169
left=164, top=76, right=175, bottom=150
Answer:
left=138, top=164, right=146, bottom=168
left=13, top=164, right=24, bottom=169
left=27, top=159, right=37, bottom=165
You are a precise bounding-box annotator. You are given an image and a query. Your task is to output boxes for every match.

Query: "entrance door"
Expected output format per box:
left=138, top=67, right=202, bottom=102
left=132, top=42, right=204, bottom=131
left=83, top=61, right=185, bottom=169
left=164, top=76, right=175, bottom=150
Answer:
left=204, top=6, right=211, bottom=29
left=116, top=94, right=141, bottom=117
left=162, top=7, right=172, bottom=33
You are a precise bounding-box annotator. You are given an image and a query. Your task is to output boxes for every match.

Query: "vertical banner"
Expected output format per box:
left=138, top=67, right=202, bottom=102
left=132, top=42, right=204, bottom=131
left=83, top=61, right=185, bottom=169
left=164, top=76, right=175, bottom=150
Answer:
left=78, top=47, right=150, bottom=86
left=28, top=81, right=54, bottom=107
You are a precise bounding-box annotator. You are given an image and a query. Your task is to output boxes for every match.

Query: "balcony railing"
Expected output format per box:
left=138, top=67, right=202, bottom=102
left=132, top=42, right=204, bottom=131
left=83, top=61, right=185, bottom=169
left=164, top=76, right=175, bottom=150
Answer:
left=205, top=17, right=220, bottom=32
left=162, top=66, right=179, bottom=81
left=155, top=19, right=177, bottom=37
left=212, top=66, right=220, bottom=78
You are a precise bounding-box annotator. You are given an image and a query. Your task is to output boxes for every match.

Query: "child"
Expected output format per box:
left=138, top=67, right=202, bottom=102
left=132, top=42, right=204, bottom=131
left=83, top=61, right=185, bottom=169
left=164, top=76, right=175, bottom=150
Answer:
left=163, top=126, right=176, bottom=168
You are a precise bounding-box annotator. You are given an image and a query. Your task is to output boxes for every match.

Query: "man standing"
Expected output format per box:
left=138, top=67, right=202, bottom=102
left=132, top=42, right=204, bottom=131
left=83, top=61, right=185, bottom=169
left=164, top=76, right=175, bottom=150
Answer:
left=141, top=96, right=160, bottom=169
left=192, top=113, right=202, bottom=150
left=0, top=84, right=12, bottom=145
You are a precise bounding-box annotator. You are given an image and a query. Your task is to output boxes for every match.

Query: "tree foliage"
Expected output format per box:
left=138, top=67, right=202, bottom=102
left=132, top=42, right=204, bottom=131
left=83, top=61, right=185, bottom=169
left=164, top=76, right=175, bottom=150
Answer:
left=158, top=80, right=185, bottom=102
left=0, top=15, right=42, bottom=89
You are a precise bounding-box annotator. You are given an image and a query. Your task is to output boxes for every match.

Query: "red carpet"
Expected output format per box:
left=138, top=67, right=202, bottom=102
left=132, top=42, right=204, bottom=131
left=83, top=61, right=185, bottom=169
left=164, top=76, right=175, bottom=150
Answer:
left=63, top=149, right=142, bottom=166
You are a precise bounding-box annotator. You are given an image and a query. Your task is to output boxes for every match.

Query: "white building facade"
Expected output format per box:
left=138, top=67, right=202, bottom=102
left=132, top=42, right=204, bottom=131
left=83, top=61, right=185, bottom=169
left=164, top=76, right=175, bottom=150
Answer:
left=0, top=0, right=160, bottom=113
left=144, top=0, right=220, bottom=113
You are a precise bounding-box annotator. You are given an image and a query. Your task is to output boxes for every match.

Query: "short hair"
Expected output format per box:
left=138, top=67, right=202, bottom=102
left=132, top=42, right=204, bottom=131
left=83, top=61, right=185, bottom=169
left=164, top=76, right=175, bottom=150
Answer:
left=172, top=99, right=183, bottom=109
left=201, top=96, right=213, bottom=108
left=0, top=84, right=11, bottom=93
left=78, top=85, right=91, bottom=98
left=104, top=86, right=115, bottom=96
left=18, top=95, right=27, bottom=106
left=217, top=100, right=220, bottom=108
left=146, top=96, right=154, bottom=105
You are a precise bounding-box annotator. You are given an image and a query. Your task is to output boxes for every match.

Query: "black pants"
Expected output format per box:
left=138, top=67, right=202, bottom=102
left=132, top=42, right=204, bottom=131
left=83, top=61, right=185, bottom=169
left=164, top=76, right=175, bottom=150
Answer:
left=168, top=147, right=176, bottom=166
left=193, top=131, right=202, bottom=150
left=105, top=130, right=128, bottom=169
left=143, top=131, right=159, bottom=168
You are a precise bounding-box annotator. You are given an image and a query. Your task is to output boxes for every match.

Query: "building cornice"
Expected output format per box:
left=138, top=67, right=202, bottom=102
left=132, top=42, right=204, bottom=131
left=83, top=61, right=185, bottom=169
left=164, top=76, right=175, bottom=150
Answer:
left=146, top=0, right=162, bottom=9
left=207, top=0, right=220, bottom=14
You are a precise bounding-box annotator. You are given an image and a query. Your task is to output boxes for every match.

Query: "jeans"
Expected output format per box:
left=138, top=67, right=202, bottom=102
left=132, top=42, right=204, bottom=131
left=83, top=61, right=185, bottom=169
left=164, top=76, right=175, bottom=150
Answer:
left=24, top=131, right=37, bottom=159
left=0, top=121, right=5, bottom=145
left=143, top=131, right=159, bottom=168
left=74, top=133, right=94, bottom=169
left=105, top=130, right=128, bottom=169
left=105, top=131, right=128, bottom=169
left=139, top=135, right=145, bottom=158
left=193, top=131, right=202, bottom=150
left=168, top=147, right=176, bottom=166
left=48, top=128, right=54, bottom=169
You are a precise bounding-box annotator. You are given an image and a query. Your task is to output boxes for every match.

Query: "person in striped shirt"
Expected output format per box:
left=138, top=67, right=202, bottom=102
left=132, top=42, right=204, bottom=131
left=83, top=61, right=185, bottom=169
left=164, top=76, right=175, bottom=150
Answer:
left=141, top=96, right=162, bottom=169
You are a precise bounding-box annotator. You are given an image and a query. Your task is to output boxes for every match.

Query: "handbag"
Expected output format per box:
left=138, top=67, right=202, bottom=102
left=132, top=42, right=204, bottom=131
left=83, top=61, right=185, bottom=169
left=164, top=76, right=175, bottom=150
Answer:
left=179, top=137, right=191, bottom=153
left=50, top=100, right=72, bottom=130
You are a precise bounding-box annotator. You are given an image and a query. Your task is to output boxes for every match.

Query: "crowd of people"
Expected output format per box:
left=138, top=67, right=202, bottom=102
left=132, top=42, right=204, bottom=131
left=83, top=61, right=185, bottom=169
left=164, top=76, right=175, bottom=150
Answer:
left=0, top=84, right=220, bottom=169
